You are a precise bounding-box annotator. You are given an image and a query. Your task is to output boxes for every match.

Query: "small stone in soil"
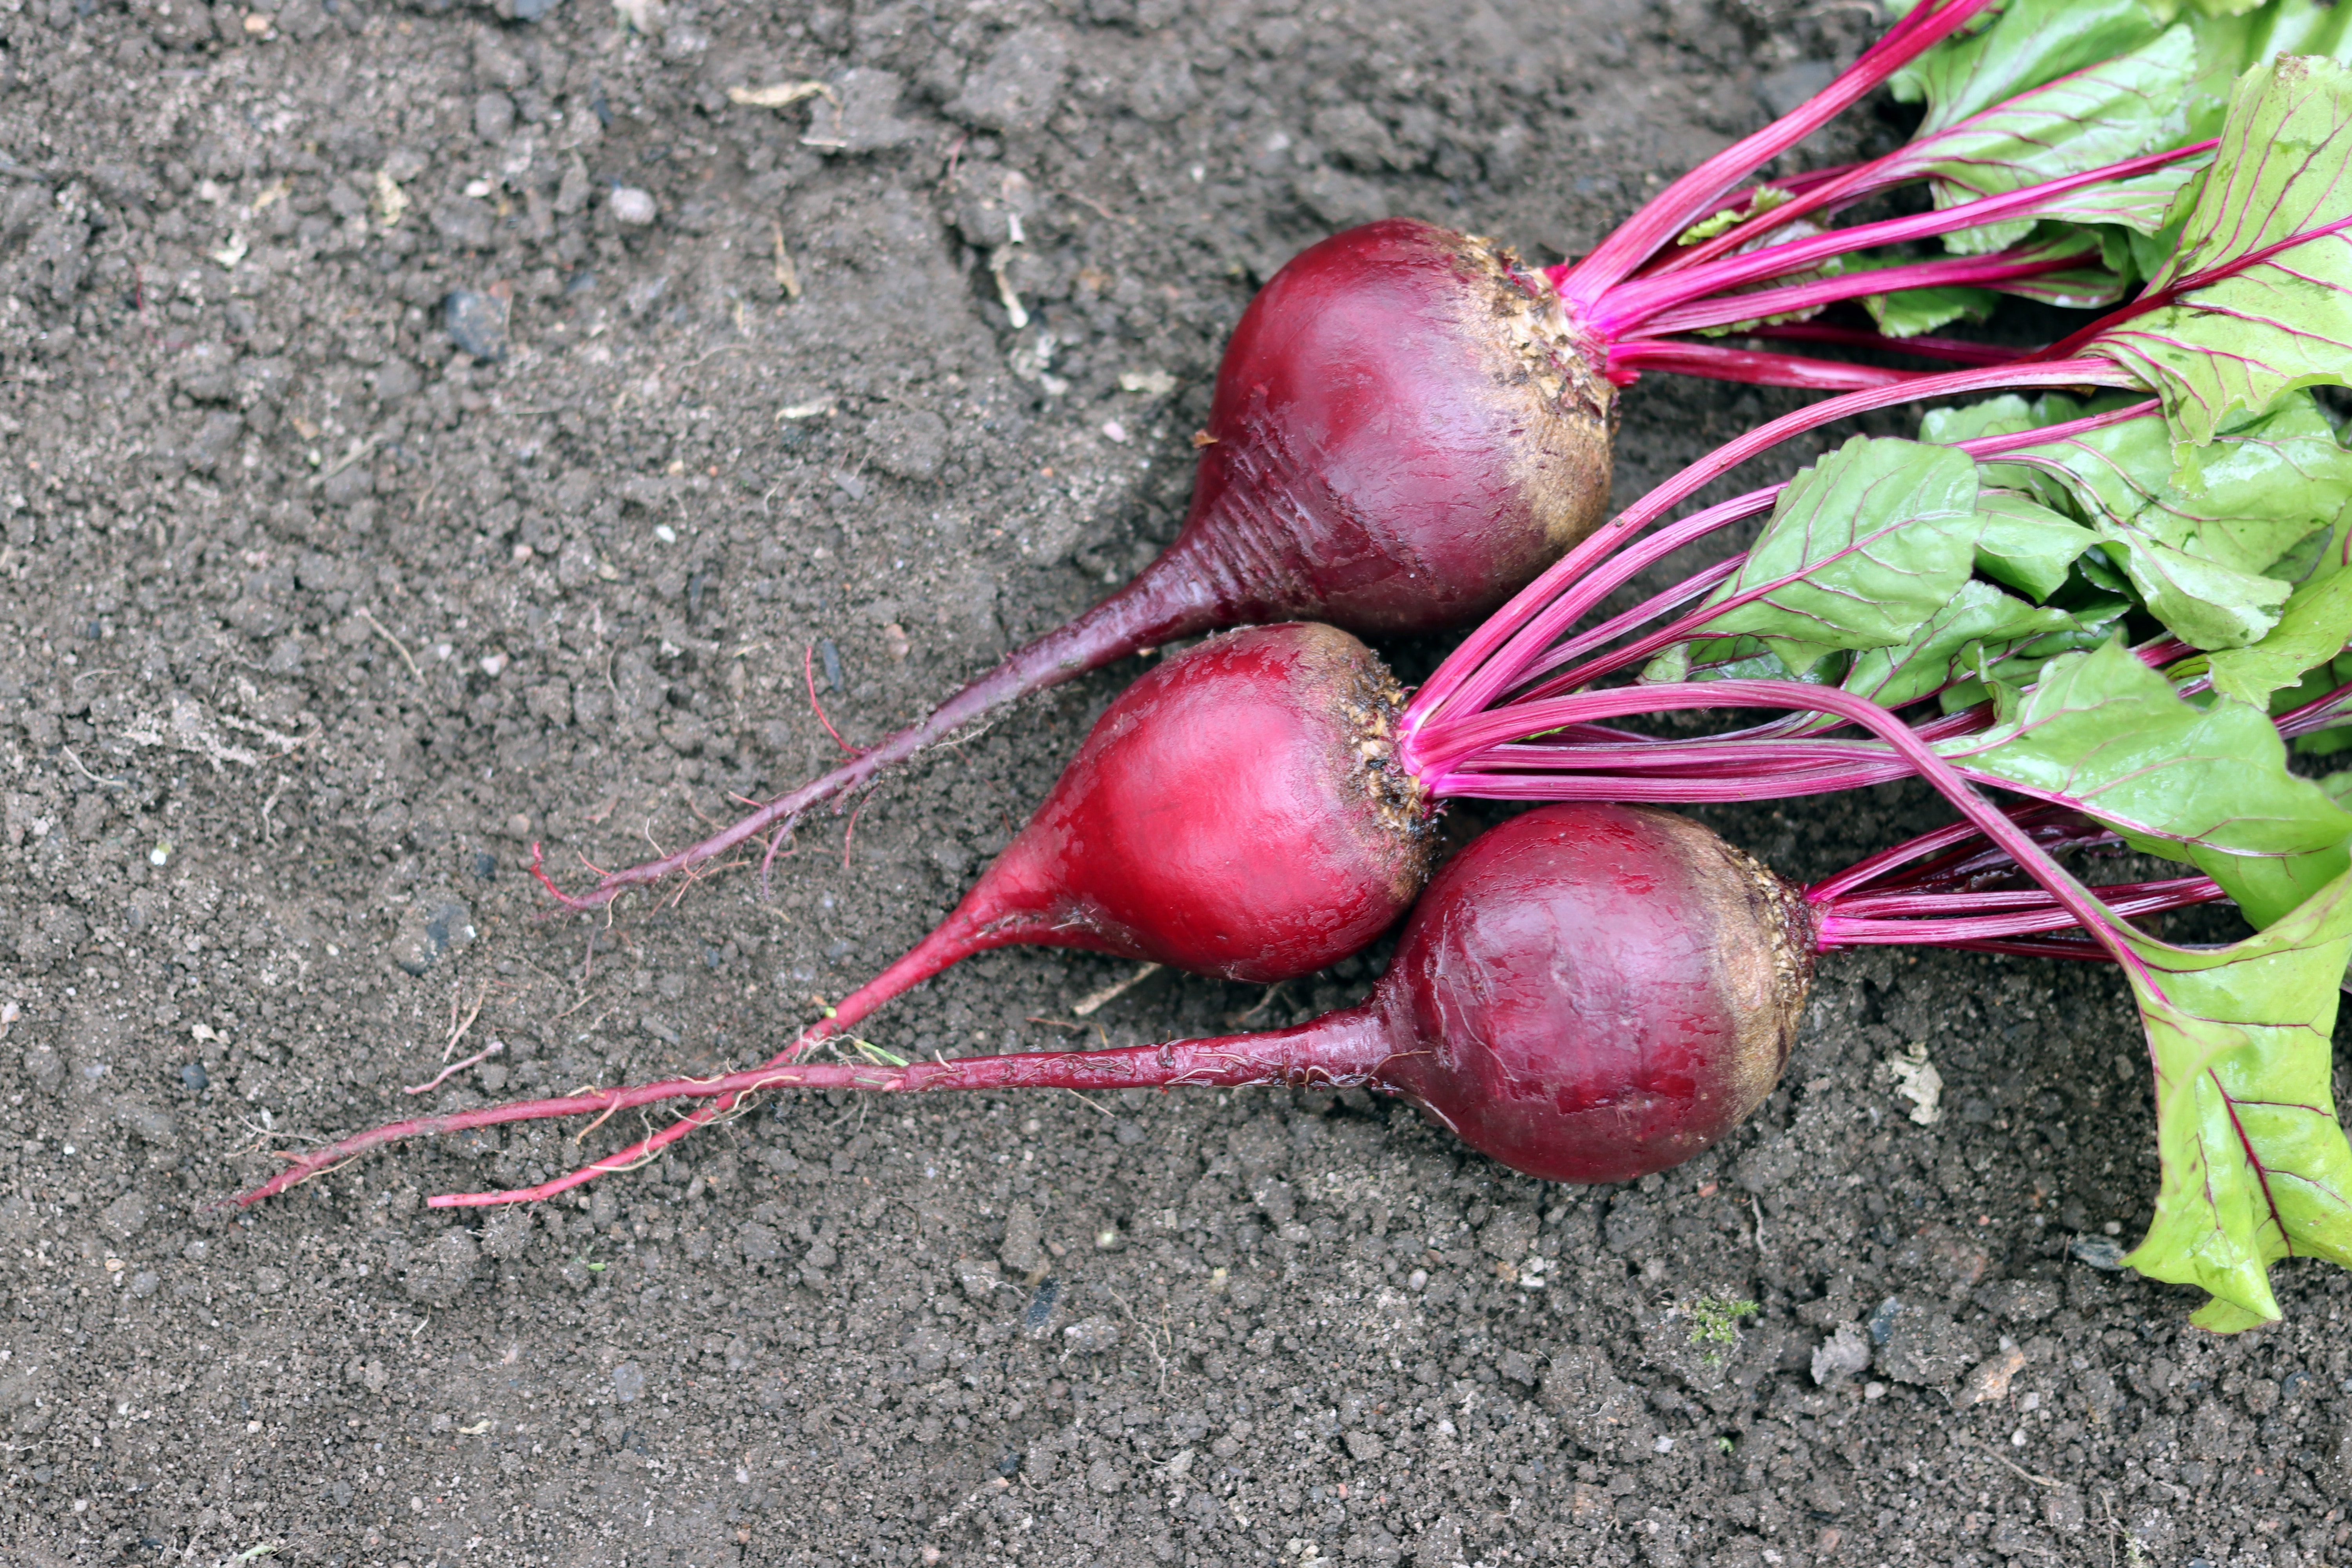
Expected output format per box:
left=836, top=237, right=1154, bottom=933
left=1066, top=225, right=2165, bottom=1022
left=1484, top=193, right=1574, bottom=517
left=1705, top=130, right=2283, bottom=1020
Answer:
left=390, top=898, right=475, bottom=977
left=443, top=291, right=509, bottom=361
left=2070, top=1235, right=2127, bottom=1271
left=609, top=187, right=657, bottom=226
left=180, top=1062, right=207, bottom=1093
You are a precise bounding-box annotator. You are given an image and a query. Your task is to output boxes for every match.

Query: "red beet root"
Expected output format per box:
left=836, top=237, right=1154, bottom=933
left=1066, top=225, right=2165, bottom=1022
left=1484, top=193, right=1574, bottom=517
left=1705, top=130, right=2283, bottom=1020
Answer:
left=540, top=221, right=1606, bottom=910
left=1365, top=802, right=1813, bottom=1183
left=808, top=621, right=1435, bottom=1044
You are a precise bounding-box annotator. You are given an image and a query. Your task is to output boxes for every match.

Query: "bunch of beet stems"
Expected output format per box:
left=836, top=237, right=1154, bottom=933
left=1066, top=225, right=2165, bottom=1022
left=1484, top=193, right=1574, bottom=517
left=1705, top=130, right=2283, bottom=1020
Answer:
left=236, top=791, right=2226, bottom=1212
left=529, top=0, right=2205, bottom=913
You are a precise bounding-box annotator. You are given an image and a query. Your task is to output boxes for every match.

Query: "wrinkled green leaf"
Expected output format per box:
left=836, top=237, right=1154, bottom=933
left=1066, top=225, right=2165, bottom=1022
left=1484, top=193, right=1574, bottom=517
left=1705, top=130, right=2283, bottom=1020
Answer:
left=1936, top=596, right=2135, bottom=711
left=2204, top=563, right=2352, bottom=704
left=1643, top=635, right=1842, bottom=688
left=1887, top=22, right=2198, bottom=254
left=1973, top=488, right=2102, bottom=599
left=1841, top=579, right=2081, bottom=708
left=1964, top=392, right=2352, bottom=648
left=2186, top=0, right=2352, bottom=138
left=2086, top=56, right=2352, bottom=447
left=1864, top=281, right=2001, bottom=338
left=2112, top=866, right=2352, bottom=1329
left=1691, top=437, right=1985, bottom=667
left=1890, top=0, right=2174, bottom=128
left=1987, top=162, right=2206, bottom=243
left=2184, top=837, right=2348, bottom=927
left=1938, top=638, right=2352, bottom=855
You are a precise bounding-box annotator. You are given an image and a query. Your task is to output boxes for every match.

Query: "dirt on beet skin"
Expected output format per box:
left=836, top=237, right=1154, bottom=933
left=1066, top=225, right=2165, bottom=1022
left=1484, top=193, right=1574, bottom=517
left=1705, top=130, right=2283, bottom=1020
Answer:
left=0, top=0, right=2345, bottom=1564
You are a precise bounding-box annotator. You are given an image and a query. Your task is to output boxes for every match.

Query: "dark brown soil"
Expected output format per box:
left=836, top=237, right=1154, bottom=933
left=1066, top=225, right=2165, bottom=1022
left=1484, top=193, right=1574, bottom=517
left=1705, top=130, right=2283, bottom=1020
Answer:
left=2, top=1, right=2348, bottom=1564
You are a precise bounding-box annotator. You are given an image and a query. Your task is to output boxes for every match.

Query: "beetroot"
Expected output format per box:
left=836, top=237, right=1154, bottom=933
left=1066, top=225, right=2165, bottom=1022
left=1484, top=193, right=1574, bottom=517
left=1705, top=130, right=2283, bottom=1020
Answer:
left=801, top=621, right=1434, bottom=1043
left=1365, top=802, right=1812, bottom=1183
left=236, top=794, right=2235, bottom=1208
left=537, top=0, right=2145, bottom=913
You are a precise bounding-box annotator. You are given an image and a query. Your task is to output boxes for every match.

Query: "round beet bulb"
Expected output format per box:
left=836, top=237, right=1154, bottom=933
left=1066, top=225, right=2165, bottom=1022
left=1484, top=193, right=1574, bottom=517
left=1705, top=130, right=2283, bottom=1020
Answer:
left=1162, top=218, right=1617, bottom=633
left=543, top=220, right=1612, bottom=909
left=1364, top=803, right=1815, bottom=1183
left=805, top=621, right=1437, bottom=1046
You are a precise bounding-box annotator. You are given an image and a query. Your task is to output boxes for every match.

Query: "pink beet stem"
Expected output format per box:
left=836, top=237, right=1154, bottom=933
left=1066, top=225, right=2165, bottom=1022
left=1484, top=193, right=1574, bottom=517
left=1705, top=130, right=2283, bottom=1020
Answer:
left=1555, top=0, right=2000, bottom=309
left=1631, top=246, right=2095, bottom=340
left=530, top=548, right=1225, bottom=912
left=1398, top=360, right=2145, bottom=744
left=231, top=1012, right=1393, bottom=1211
left=2276, top=677, right=2352, bottom=739
left=1807, top=803, right=2106, bottom=903
left=1816, top=874, right=2227, bottom=946
left=1591, top=142, right=2218, bottom=338
left=1410, top=678, right=2160, bottom=990
left=1603, top=341, right=1927, bottom=390
left=1654, top=51, right=2222, bottom=284
left=1747, top=324, right=2025, bottom=367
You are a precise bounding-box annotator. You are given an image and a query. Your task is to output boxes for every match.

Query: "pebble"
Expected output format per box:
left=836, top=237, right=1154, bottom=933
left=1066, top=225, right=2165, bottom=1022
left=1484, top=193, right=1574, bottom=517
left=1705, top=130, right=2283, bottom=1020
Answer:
left=1023, top=1276, right=1060, bottom=1332
left=180, top=1062, right=208, bottom=1093
left=609, top=186, right=657, bottom=226
left=443, top=291, right=508, bottom=361
left=612, top=1362, right=646, bottom=1403
left=1865, top=1296, right=1904, bottom=1345
left=2071, top=1235, right=2127, bottom=1272
left=999, top=1200, right=1045, bottom=1275
left=1062, top=1317, right=1120, bottom=1353
left=390, top=898, right=476, bottom=977
left=98, top=1192, right=149, bottom=1243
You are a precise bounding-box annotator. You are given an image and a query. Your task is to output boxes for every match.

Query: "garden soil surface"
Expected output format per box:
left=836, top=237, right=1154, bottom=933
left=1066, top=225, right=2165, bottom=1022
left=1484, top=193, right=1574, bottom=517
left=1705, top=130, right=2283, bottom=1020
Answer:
left=2, top=0, right=2348, bottom=1564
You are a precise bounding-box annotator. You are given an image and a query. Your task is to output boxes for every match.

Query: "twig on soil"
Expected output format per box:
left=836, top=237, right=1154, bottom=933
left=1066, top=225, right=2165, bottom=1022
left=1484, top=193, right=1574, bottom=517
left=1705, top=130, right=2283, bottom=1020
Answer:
left=1982, top=1447, right=2062, bottom=1490
left=1060, top=1087, right=1115, bottom=1119
left=1232, top=984, right=1287, bottom=1026
left=57, top=747, right=127, bottom=789
left=356, top=608, right=422, bottom=682
left=1749, top=1196, right=1768, bottom=1252
left=405, top=1040, right=503, bottom=1097
left=1071, top=963, right=1162, bottom=1018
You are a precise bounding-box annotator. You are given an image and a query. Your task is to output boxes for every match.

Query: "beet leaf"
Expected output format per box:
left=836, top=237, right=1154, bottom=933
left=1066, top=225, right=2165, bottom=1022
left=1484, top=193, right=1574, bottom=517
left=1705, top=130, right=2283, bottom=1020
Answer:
left=2112, top=873, right=2352, bottom=1330
left=2081, top=56, right=2352, bottom=445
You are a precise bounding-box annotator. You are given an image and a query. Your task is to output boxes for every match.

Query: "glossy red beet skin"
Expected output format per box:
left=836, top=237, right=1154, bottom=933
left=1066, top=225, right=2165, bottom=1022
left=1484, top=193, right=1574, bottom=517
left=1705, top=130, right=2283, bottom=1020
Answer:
left=543, top=219, right=1613, bottom=910
left=1365, top=803, right=1816, bottom=1182
left=800, top=622, right=1437, bottom=1049
left=1152, top=216, right=1617, bottom=634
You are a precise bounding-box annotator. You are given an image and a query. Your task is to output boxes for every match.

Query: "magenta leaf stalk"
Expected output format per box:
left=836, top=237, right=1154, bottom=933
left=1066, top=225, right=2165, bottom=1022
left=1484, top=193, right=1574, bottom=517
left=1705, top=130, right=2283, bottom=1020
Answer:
left=1555, top=0, right=2001, bottom=308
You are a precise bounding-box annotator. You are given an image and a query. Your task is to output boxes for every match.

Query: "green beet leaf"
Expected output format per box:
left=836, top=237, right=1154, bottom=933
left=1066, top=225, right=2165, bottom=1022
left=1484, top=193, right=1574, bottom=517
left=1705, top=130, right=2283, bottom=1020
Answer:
left=1840, top=579, right=2082, bottom=710
left=1885, top=21, right=2197, bottom=255
left=2110, top=865, right=2352, bottom=1330
left=2205, top=564, right=2352, bottom=705
left=1972, top=488, right=2101, bottom=600
left=1938, top=637, right=2352, bottom=856
left=1889, top=0, right=2173, bottom=130
left=2086, top=56, right=2352, bottom=448
left=2185, top=0, right=2352, bottom=139
left=1691, top=437, right=1985, bottom=668
left=1970, top=393, right=2352, bottom=649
